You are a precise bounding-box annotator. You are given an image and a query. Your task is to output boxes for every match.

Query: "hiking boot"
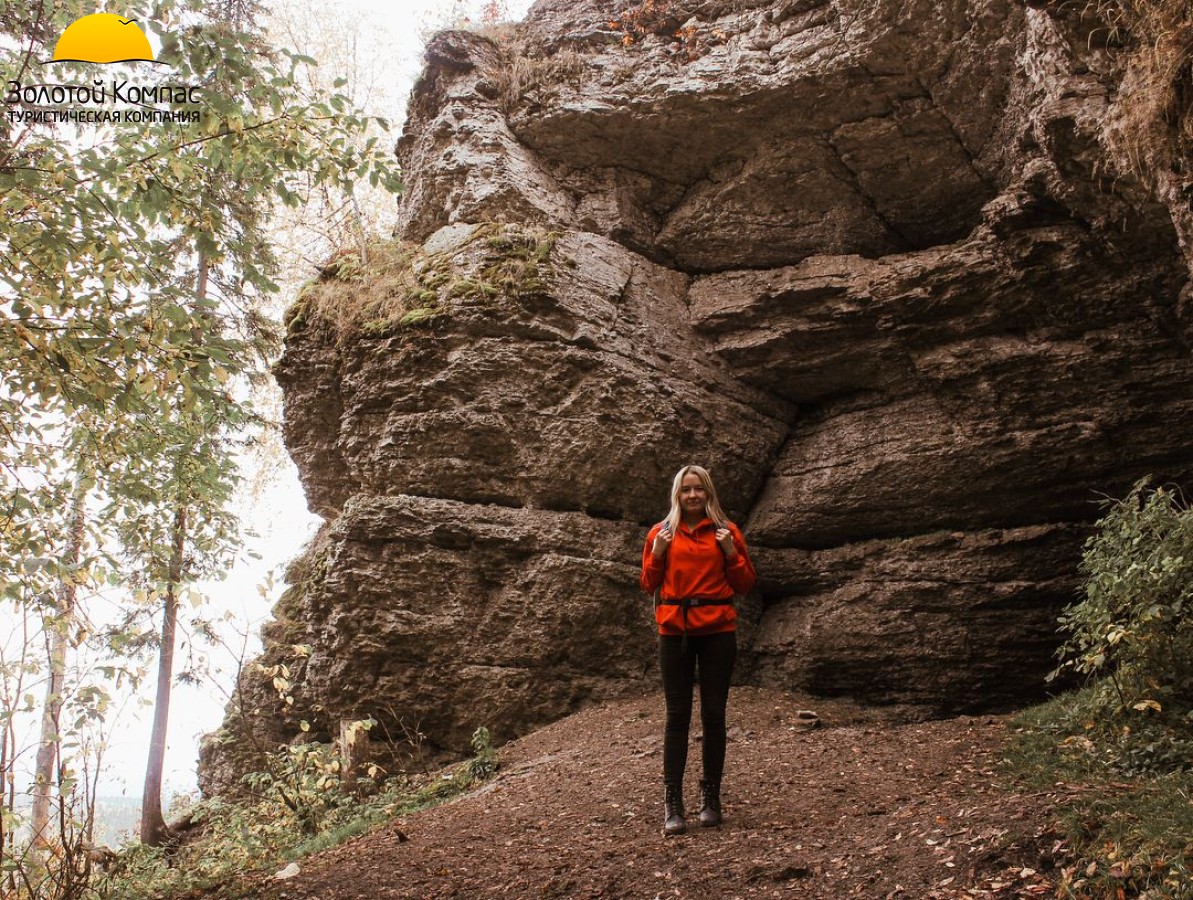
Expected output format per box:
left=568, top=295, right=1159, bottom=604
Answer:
left=698, top=778, right=722, bottom=828
left=663, top=782, right=687, bottom=836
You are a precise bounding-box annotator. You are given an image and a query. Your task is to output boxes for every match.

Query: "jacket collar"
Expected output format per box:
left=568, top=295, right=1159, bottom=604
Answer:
left=679, top=516, right=715, bottom=535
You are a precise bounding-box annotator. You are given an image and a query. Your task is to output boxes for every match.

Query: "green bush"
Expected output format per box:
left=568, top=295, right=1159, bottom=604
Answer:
left=92, top=725, right=500, bottom=899
left=1002, top=480, right=1193, bottom=898
left=241, top=738, right=361, bottom=836
left=466, top=726, right=498, bottom=781
left=1053, top=479, right=1193, bottom=722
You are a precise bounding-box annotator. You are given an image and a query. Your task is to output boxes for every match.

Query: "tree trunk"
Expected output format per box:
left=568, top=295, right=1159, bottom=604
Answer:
left=140, top=505, right=186, bottom=847
left=30, top=605, right=67, bottom=856
left=31, top=483, right=86, bottom=855
left=141, top=251, right=209, bottom=847
left=339, top=718, right=369, bottom=785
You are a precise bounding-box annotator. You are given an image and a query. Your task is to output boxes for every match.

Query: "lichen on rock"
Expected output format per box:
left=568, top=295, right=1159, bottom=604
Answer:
left=285, top=223, right=562, bottom=343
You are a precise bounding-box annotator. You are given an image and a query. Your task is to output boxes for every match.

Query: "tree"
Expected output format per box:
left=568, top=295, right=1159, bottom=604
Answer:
left=1, top=0, right=401, bottom=877
left=29, top=481, right=85, bottom=856
left=264, top=0, right=401, bottom=278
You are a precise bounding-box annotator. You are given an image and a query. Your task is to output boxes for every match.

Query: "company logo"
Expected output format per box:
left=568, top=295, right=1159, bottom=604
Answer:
left=52, top=13, right=158, bottom=65
left=6, top=13, right=201, bottom=126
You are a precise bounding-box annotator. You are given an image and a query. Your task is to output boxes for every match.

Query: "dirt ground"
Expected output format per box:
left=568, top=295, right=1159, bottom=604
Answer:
left=247, top=687, right=1064, bottom=900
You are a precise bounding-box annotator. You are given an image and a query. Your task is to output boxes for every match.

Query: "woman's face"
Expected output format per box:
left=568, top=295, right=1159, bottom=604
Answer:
left=679, top=472, right=708, bottom=517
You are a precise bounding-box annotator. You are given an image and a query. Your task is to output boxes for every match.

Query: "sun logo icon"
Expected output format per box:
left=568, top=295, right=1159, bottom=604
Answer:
left=52, top=13, right=157, bottom=64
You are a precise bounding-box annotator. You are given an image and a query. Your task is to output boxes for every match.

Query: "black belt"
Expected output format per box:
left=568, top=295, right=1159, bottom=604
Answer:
left=657, top=597, right=735, bottom=650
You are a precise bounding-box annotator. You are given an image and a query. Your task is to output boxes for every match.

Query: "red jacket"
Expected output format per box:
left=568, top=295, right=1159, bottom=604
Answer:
left=640, top=517, right=756, bottom=636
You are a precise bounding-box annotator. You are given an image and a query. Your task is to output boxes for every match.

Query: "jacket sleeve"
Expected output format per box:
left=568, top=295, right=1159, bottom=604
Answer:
left=640, top=524, right=665, bottom=593
left=724, top=523, right=756, bottom=595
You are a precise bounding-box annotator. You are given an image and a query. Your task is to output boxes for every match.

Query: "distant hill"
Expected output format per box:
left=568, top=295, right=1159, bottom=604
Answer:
left=91, top=796, right=141, bottom=848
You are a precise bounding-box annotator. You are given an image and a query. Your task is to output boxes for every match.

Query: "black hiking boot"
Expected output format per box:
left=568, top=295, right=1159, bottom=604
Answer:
left=663, top=782, right=687, bottom=836
left=699, top=778, right=722, bottom=828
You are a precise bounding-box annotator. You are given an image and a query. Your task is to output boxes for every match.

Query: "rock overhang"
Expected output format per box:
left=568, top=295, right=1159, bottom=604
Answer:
left=200, top=0, right=1193, bottom=792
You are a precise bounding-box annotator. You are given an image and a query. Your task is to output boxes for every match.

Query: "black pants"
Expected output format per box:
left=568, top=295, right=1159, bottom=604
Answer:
left=659, top=631, right=737, bottom=785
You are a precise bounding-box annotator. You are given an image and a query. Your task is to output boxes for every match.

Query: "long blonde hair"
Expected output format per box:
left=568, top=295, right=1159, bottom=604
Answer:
left=663, top=464, right=730, bottom=533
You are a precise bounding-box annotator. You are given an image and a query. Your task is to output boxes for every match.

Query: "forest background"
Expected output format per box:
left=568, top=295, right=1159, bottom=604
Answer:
left=0, top=0, right=531, bottom=857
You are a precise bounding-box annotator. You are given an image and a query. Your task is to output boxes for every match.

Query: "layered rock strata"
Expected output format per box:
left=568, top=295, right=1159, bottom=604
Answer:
left=201, top=0, right=1192, bottom=790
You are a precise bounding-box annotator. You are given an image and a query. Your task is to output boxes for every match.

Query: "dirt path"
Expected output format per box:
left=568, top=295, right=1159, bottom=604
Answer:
left=254, top=687, right=1061, bottom=900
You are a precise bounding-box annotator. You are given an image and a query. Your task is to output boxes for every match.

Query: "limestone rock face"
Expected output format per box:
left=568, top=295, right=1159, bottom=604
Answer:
left=252, top=227, right=787, bottom=768
left=512, top=0, right=1020, bottom=272
left=276, top=230, right=789, bottom=524
left=745, top=524, right=1088, bottom=710
left=394, top=32, right=575, bottom=244
left=279, top=496, right=654, bottom=752
left=202, top=0, right=1193, bottom=787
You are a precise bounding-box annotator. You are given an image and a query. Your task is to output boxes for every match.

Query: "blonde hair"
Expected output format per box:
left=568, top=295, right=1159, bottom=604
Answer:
left=663, top=464, right=730, bottom=533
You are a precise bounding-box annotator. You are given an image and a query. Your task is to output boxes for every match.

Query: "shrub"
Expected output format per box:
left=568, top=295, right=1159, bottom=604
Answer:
left=92, top=724, right=499, bottom=899
left=1090, top=0, right=1193, bottom=187
left=1052, top=479, right=1193, bottom=721
left=1006, top=480, right=1193, bottom=897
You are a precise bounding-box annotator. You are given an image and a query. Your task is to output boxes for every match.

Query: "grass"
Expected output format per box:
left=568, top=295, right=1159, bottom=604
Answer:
left=285, top=224, right=560, bottom=344
left=284, top=807, right=392, bottom=859
left=281, top=764, right=486, bottom=860
left=1002, top=686, right=1193, bottom=899
left=493, top=46, right=588, bottom=113
left=1076, top=1, right=1193, bottom=188
left=92, top=731, right=500, bottom=900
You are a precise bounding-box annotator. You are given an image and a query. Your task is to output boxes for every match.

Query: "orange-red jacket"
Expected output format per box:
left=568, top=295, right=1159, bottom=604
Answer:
left=640, top=517, right=756, bottom=636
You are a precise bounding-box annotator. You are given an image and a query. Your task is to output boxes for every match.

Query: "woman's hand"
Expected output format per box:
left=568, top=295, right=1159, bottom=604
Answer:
left=651, top=525, right=673, bottom=560
left=715, top=528, right=738, bottom=559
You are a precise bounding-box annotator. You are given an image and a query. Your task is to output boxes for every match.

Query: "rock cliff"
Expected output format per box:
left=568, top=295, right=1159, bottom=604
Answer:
left=200, top=0, right=1192, bottom=792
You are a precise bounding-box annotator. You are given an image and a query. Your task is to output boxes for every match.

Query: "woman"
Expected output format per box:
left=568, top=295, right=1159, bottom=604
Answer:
left=640, top=464, right=756, bottom=836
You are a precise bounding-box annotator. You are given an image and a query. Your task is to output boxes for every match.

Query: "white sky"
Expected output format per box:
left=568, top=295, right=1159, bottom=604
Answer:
left=63, top=0, right=540, bottom=803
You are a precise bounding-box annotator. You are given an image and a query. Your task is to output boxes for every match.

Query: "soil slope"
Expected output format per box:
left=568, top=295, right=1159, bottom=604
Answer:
left=250, top=688, right=1062, bottom=900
